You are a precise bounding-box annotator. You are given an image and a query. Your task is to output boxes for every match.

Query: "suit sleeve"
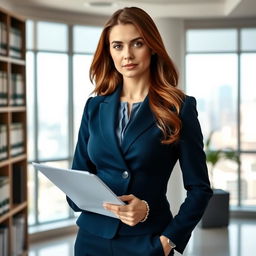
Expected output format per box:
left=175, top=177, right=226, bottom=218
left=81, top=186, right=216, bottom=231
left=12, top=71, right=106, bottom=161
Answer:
left=66, top=96, right=97, bottom=212
left=162, top=96, right=213, bottom=254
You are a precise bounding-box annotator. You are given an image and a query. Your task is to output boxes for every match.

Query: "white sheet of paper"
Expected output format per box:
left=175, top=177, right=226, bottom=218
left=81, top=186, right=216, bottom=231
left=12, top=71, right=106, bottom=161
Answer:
left=32, top=162, right=125, bottom=218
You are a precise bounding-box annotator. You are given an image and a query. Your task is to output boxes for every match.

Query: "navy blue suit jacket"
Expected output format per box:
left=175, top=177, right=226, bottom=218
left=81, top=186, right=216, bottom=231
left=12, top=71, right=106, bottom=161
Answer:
left=67, top=85, right=213, bottom=254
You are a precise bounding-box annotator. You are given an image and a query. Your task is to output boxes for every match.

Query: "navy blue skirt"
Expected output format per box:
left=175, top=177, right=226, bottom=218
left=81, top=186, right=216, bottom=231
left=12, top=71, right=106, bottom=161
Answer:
left=75, top=228, right=175, bottom=256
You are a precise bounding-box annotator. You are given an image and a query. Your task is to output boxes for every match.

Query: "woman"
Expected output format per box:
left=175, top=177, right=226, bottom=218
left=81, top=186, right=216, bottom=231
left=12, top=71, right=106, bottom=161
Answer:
left=67, top=6, right=213, bottom=256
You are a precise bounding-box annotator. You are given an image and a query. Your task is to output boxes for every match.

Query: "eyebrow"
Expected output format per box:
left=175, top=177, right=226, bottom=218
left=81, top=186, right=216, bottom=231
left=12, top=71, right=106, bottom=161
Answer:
left=111, top=37, right=144, bottom=44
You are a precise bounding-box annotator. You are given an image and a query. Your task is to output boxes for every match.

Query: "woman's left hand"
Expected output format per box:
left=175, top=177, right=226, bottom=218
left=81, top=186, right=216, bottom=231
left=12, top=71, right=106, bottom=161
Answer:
left=103, top=194, right=147, bottom=226
left=159, top=235, right=173, bottom=256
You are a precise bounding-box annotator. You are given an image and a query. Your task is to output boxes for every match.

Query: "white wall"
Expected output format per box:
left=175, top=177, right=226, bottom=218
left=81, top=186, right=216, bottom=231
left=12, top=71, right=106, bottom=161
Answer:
left=0, top=0, right=14, bottom=11
left=0, top=2, right=107, bottom=26
left=155, top=18, right=186, bottom=215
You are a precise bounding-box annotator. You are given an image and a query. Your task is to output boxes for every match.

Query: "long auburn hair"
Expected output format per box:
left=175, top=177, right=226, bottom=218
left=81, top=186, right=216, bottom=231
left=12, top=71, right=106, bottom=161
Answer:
left=90, top=7, right=185, bottom=144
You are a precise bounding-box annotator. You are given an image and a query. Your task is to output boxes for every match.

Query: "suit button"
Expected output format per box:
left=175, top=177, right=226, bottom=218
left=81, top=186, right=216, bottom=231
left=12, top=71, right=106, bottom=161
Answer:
left=122, top=171, right=129, bottom=179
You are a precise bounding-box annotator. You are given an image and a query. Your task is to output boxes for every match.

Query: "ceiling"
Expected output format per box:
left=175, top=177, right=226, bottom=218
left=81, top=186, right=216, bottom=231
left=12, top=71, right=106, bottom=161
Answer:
left=2, top=0, right=256, bottom=18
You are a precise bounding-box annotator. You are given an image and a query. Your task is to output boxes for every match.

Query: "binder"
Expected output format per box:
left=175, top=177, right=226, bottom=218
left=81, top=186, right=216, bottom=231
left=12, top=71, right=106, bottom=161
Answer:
left=32, top=162, right=125, bottom=218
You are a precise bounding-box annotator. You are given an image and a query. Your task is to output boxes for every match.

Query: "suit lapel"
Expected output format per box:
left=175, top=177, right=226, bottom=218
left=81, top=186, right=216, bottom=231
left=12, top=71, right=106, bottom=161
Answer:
left=121, top=96, right=155, bottom=154
left=99, top=85, right=129, bottom=170
left=99, top=85, right=156, bottom=167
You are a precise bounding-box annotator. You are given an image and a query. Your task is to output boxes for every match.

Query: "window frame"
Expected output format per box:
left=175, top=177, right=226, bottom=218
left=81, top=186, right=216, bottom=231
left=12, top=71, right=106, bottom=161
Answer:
left=184, top=19, right=256, bottom=211
left=26, top=20, right=99, bottom=227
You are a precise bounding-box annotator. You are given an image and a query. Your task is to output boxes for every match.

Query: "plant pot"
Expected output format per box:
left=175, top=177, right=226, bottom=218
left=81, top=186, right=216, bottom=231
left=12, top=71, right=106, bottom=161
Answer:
left=199, top=188, right=230, bottom=228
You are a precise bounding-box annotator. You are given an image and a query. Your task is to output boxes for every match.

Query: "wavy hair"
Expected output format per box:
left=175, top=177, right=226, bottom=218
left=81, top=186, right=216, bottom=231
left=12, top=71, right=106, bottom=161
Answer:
left=90, top=7, right=185, bottom=144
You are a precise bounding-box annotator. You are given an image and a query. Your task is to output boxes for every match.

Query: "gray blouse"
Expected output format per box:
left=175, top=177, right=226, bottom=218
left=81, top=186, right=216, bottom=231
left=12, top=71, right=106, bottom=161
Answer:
left=116, top=101, right=142, bottom=146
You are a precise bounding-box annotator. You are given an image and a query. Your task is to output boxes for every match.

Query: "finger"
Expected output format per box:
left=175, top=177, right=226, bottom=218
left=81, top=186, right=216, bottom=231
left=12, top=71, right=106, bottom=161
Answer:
left=118, top=215, right=134, bottom=222
left=119, top=218, right=137, bottom=227
left=118, top=194, right=135, bottom=201
left=118, top=209, right=135, bottom=217
left=103, top=203, right=120, bottom=212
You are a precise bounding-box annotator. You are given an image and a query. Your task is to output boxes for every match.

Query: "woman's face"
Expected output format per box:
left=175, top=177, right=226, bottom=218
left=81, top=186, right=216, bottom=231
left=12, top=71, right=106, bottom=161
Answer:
left=109, top=23, right=152, bottom=81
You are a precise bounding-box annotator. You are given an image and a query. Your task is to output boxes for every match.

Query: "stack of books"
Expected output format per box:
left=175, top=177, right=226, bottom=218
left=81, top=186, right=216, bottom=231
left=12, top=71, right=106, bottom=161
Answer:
left=0, top=124, right=7, bottom=160
left=0, top=225, right=8, bottom=256
left=9, top=27, right=22, bottom=59
left=12, top=214, right=25, bottom=255
left=10, top=122, right=24, bottom=156
left=0, top=70, right=8, bottom=106
left=10, top=73, right=25, bottom=106
left=0, top=21, right=7, bottom=56
left=0, top=176, right=10, bottom=216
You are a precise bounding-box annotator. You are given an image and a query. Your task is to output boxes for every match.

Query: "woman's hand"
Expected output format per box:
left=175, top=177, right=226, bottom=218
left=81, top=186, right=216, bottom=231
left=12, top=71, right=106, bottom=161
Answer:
left=159, top=235, right=172, bottom=256
left=103, top=194, right=147, bottom=226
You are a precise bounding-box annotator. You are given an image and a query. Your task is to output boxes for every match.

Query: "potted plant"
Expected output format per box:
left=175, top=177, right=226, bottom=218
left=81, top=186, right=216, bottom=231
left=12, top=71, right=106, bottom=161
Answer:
left=200, top=131, right=240, bottom=228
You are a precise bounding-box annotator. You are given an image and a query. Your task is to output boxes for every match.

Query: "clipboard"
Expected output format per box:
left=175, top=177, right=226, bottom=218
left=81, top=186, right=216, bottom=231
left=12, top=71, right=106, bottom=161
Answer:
left=32, top=162, right=125, bottom=218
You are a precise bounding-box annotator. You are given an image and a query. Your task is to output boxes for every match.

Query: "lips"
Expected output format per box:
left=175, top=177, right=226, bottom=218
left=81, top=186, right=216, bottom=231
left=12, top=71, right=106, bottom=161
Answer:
left=122, top=63, right=137, bottom=68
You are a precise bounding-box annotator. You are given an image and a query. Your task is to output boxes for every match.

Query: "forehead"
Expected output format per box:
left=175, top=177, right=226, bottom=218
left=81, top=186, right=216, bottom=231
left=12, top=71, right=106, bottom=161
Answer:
left=109, top=24, right=142, bottom=42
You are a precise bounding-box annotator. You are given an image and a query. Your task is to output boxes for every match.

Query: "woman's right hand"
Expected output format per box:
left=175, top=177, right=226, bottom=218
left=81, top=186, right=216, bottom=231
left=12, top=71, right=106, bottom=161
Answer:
left=103, top=194, right=148, bottom=226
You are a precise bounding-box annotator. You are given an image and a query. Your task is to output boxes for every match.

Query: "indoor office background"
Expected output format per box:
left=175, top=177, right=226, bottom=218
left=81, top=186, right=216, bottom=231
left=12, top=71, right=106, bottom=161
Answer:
left=0, top=0, right=256, bottom=256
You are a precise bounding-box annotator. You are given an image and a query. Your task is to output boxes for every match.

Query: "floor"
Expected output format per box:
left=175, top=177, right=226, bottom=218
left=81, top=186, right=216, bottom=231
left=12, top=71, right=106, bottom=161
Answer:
left=29, top=218, right=256, bottom=256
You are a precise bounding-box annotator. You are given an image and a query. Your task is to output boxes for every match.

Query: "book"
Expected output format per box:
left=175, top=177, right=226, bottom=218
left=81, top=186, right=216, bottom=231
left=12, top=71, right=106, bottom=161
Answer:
left=10, top=123, right=25, bottom=156
left=0, top=124, right=8, bottom=160
left=0, top=70, right=8, bottom=106
left=12, top=214, right=25, bottom=256
left=0, top=176, right=10, bottom=216
left=12, top=165, right=25, bottom=204
left=0, top=225, right=9, bottom=256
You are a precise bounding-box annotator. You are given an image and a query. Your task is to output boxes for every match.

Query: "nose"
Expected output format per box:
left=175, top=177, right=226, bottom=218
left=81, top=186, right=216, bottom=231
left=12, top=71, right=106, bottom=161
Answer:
left=123, top=46, right=134, bottom=60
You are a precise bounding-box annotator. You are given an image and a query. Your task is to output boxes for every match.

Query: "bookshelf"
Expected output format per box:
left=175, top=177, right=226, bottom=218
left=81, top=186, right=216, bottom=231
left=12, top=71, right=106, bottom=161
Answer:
left=0, top=6, right=28, bottom=256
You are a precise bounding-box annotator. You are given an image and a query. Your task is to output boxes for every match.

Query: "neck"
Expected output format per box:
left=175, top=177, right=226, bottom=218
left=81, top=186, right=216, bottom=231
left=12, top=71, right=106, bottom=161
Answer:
left=122, top=78, right=150, bottom=101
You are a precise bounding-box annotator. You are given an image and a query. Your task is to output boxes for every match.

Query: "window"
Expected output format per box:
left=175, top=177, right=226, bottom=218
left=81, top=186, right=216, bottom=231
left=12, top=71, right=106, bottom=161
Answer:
left=26, top=20, right=101, bottom=226
left=186, top=28, right=256, bottom=209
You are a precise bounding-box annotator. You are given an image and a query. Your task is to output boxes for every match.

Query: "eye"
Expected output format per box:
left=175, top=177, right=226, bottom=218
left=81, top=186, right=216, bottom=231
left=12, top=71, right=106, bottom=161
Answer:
left=133, top=41, right=143, bottom=47
left=113, top=44, right=123, bottom=50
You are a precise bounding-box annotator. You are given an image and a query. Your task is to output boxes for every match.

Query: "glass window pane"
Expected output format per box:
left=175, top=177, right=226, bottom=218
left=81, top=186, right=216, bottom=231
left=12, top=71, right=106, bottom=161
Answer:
left=241, top=154, right=256, bottom=207
left=186, top=54, right=238, bottom=149
left=37, top=21, right=67, bottom=51
left=241, top=54, right=256, bottom=150
left=73, top=54, right=95, bottom=147
left=229, top=224, right=239, bottom=256
left=186, top=29, right=237, bottom=52
left=38, top=161, right=69, bottom=223
left=241, top=28, right=256, bottom=51
left=241, top=223, right=256, bottom=255
left=37, top=53, right=68, bottom=160
left=73, top=26, right=102, bottom=53
left=28, top=164, right=35, bottom=225
left=209, top=158, right=239, bottom=206
left=26, top=20, right=34, bottom=50
left=26, top=51, right=35, bottom=161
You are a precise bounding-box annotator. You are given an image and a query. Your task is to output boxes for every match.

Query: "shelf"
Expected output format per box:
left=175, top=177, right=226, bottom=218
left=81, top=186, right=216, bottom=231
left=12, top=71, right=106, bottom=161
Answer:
left=11, top=154, right=27, bottom=164
left=0, top=106, right=26, bottom=112
left=0, top=55, right=25, bottom=65
left=0, top=154, right=27, bottom=168
left=0, top=202, right=27, bottom=223
left=0, top=6, right=28, bottom=256
left=0, top=158, right=9, bottom=168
